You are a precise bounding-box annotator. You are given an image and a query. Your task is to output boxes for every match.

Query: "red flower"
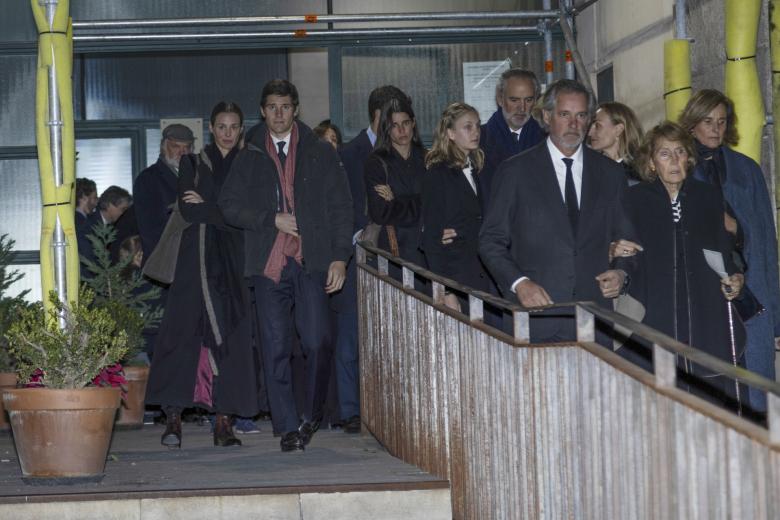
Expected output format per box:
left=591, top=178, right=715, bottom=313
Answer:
left=92, top=363, right=128, bottom=400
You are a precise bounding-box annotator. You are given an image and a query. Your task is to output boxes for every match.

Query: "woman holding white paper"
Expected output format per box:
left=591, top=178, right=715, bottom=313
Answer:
left=619, top=121, right=745, bottom=406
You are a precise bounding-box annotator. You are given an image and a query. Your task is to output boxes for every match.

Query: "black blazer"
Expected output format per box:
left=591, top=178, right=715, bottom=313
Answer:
left=421, top=162, right=489, bottom=292
left=134, top=158, right=179, bottom=261
left=339, top=129, right=373, bottom=233
left=479, top=141, right=632, bottom=336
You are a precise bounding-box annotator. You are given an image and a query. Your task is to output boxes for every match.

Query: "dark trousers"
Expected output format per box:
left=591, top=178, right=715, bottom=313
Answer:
left=252, top=260, right=332, bottom=434
left=333, top=308, right=360, bottom=420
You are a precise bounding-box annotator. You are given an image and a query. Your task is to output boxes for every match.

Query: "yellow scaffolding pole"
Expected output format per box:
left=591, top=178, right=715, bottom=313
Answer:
left=664, top=39, right=691, bottom=122
left=725, top=0, right=764, bottom=163
left=30, top=0, right=78, bottom=313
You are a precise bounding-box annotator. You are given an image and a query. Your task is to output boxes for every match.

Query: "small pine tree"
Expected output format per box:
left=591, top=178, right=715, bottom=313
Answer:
left=0, top=234, right=29, bottom=372
left=80, top=224, right=162, bottom=362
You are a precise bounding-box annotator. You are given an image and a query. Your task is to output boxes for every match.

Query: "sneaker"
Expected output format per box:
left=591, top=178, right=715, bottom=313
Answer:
left=234, top=417, right=261, bottom=434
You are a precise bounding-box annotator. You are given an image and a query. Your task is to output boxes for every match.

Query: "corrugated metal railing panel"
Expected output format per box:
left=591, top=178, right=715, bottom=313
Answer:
left=359, top=266, right=780, bottom=520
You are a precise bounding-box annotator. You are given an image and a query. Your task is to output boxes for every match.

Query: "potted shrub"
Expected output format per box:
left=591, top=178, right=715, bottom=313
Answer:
left=81, top=224, right=162, bottom=428
left=2, top=288, right=128, bottom=483
left=0, top=234, right=29, bottom=430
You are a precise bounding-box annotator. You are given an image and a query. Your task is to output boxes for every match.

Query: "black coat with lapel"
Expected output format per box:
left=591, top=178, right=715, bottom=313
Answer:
left=479, top=141, right=632, bottom=339
left=421, top=162, right=489, bottom=292
left=133, top=158, right=179, bottom=261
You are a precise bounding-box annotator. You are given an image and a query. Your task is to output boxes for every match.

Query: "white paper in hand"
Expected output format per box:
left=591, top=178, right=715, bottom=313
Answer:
left=703, top=249, right=728, bottom=279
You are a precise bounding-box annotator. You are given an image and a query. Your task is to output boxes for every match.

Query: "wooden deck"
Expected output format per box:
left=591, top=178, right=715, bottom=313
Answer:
left=0, top=420, right=450, bottom=519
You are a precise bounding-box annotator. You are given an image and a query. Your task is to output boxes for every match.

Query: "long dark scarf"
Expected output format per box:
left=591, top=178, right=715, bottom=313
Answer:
left=695, top=140, right=726, bottom=188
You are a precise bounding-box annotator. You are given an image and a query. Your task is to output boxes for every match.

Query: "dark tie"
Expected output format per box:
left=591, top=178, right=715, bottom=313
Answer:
left=513, top=132, right=520, bottom=144
left=276, top=141, right=287, bottom=169
left=562, top=158, right=579, bottom=235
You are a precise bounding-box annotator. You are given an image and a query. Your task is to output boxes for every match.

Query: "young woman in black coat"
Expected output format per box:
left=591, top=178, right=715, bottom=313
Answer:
left=421, top=102, right=490, bottom=312
left=618, top=122, right=745, bottom=405
left=146, top=102, right=259, bottom=448
left=364, top=97, right=426, bottom=266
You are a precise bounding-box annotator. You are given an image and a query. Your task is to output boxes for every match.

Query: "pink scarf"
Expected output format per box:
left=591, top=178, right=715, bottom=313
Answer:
left=263, top=123, right=303, bottom=283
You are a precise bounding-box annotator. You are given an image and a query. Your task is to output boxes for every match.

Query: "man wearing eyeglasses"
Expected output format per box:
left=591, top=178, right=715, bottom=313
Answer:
left=219, top=79, right=353, bottom=453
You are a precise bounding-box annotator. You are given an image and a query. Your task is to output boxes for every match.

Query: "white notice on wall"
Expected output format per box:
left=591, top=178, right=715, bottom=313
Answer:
left=462, top=59, right=511, bottom=123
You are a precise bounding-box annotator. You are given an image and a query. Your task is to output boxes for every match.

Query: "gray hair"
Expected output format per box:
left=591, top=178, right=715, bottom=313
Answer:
left=539, top=79, right=596, bottom=129
left=496, top=68, right=541, bottom=99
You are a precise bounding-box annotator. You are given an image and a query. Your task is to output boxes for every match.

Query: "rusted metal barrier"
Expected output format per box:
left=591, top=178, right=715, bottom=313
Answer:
left=356, top=243, right=780, bottom=520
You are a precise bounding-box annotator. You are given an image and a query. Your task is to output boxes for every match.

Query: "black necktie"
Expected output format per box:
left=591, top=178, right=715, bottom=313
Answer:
left=277, top=141, right=287, bottom=169
left=513, top=132, right=520, bottom=144
left=562, top=158, right=579, bottom=235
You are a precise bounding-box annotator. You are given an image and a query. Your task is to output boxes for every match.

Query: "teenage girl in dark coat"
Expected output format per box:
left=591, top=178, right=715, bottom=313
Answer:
left=421, top=102, right=490, bottom=312
left=364, top=97, right=426, bottom=267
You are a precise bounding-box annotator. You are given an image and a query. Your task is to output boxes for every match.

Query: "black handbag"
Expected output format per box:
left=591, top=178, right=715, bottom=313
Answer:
left=732, top=284, right=765, bottom=322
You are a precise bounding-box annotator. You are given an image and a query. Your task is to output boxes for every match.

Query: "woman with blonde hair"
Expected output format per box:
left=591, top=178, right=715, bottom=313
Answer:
left=587, top=101, right=644, bottom=184
left=421, top=102, right=490, bottom=311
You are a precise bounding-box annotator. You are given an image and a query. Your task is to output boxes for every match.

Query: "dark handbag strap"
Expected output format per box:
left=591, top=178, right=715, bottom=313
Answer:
left=376, top=156, right=400, bottom=256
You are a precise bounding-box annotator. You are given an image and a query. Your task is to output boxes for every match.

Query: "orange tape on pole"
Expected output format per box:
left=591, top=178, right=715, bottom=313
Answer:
left=545, top=60, right=554, bottom=72
left=304, top=14, right=318, bottom=23
left=294, top=29, right=307, bottom=38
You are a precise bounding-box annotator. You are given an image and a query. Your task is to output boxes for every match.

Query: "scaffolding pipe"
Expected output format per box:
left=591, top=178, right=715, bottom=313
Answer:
left=770, top=0, right=780, bottom=255
left=72, top=10, right=558, bottom=29
left=43, top=0, right=68, bottom=327
left=675, top=0, right=687, bottom=39
left=543, top=0, right=554, bottom=86
left=557, top=12, right=593, bottom=94
left=72, top=25, right=542, bottom=42
left=563, top=0, right=576, bottom=79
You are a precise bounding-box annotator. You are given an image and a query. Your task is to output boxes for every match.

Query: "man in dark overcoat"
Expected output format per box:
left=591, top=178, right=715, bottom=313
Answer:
left=219, top=79, right=353, bottom=452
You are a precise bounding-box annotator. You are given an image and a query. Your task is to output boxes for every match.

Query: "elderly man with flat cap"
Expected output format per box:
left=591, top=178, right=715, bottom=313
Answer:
left=134, top=124, right=195, bottom=260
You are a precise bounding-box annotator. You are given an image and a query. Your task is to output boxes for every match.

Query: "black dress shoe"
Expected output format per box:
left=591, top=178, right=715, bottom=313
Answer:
left=298, top=420, right=320, bottom=446
left=161, top=408, right=182, bottom=449
left=343, top=415, right=361, bottom=434
left=213, top=413, right=242, bottom=447
left=280, top=431, right=304, bottom=452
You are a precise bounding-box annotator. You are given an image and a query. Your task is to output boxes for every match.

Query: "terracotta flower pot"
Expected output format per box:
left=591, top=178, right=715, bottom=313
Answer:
left=2, top=386, right=120, bottom=484
left=115, top=365, right=150, bottom=428
left=0, top=372, right=17, bottom=431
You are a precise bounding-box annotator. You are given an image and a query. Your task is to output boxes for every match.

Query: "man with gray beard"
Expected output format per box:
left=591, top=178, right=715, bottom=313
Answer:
left=134, top=124, right=194, bottom=260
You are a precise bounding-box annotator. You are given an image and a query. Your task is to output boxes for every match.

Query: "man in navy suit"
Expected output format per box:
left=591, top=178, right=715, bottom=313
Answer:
left=479, top=80, right=632, bottom=343
left=332, top=85, right=410, bottom=434
left=479, top=68, right=546, bottom=208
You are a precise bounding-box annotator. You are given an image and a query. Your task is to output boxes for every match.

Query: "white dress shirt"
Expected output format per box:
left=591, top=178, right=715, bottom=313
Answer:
left=546, top=137, right=583, bottom=206
left=462, top=163, right=477, bottom=195
left=366, top=126, right=377, bottom=147
left=511, top=125, right=523, bottom=142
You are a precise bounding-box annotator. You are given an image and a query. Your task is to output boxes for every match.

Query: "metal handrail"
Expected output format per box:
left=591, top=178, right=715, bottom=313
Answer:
left=71, top=10, right=560, bottom=29
left=357, top=242, right=780, bottom=401
left=71, top=25, right=542, bottom=42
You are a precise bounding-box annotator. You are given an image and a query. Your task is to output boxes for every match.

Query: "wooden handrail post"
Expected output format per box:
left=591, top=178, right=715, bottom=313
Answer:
left=513, top=310, right=530, bottom=343
left=402, top=266, right=414, bottom=289
left=653, top=343, right=677, bottom=388
left=576, top=305, right=595, bottom=342
left=768, top=392, right=780, bottom=448
left=468, top=294, right=483, bottom=322
left=432, top=281, right=445, bottom=305
left=378, top=255, right=389, bottom=275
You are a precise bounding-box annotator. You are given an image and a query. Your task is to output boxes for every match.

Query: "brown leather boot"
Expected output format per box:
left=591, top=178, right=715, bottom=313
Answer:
left=214, top=413, right=242, bottom=447
left=161, top=407, right=182, bottom=449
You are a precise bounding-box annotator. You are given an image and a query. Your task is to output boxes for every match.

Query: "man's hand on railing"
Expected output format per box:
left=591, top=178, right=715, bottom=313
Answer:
left=514, top=279, right=554, bottom=308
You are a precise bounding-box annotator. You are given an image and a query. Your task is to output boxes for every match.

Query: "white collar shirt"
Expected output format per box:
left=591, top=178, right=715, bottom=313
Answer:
left=546, top=137, right=583, bottom=206
left=462, top=163, right=477, bottom=195
left=271, top=132, right=292, bottom=156
left=366, top=126, right=377, bottom=148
